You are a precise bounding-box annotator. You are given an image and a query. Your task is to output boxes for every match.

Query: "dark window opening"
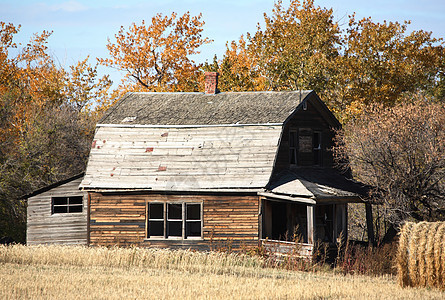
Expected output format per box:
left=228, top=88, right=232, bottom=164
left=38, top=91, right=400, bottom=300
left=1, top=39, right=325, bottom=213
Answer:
left=264, top=201, right=308, bottom=243
left=148, top=203, right=164, bottom=237
left=167, top=204, right=183, bottom=237
left=51, top=196, right=83, bottom=214
left=186, top=204, right=202, bottom=237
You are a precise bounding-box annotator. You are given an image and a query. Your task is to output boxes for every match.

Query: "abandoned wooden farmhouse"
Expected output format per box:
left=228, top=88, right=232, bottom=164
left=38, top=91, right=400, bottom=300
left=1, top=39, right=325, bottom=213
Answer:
left=26, top=72, right=367, bottom=254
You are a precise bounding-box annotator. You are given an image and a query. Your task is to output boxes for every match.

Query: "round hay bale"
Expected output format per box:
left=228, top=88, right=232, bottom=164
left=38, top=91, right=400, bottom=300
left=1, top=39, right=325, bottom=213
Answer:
left=397, top=222, right=413, bottom=287
left=397, top=221, right=445, bottom=290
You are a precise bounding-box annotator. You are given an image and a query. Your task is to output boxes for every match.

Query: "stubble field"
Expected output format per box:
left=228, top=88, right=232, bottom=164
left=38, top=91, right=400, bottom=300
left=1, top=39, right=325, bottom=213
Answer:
left=0, top=244, right=443, bottom=299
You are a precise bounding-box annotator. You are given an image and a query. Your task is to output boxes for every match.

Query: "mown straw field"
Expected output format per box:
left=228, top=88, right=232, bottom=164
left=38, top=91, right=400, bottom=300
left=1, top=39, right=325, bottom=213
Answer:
left=397, top=221, right=445, bottom=290
left=1, top=244, right=444, bottom=299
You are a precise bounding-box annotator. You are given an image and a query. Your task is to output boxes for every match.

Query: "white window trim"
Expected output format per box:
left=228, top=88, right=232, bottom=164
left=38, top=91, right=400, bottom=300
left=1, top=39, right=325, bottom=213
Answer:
left=51, top=196, right=83, bottom=215
left=146, top=201, right=203, bottom=240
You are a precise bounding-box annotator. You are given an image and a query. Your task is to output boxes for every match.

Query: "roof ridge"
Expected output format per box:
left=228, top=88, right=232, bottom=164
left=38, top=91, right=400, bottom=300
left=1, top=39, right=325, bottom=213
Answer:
left=130, top=90, right=313, bottom=95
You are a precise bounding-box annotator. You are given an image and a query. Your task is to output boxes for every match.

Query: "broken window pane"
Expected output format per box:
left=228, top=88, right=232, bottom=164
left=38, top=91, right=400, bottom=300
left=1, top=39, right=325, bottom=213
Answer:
left=69, top=205, right=82, bottom=213
left=53, top=205, right=68, bottom=214
left=69, top=196, right=83, bottom=205
left=53, top=197, right=68, bottom=206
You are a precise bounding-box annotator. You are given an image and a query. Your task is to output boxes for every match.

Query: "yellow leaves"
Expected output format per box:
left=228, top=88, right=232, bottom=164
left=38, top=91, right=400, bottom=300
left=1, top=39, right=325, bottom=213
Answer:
left=336, top=15, right=445, bottom=120
left=64, top=56, right=112, bottom=114
left=248, top=0, right=340, bottom=91
left=99, top=11, right=211, bottom=92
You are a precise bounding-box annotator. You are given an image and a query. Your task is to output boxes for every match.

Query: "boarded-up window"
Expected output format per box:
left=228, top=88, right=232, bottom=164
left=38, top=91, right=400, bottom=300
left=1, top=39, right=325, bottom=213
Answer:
left=289, top=128, right=323, bottom=166
left=51, top=196, right=83, bottom=214
left=313, top=131, right=322, bottom=166
left=147, top=202, right=202, bottom=239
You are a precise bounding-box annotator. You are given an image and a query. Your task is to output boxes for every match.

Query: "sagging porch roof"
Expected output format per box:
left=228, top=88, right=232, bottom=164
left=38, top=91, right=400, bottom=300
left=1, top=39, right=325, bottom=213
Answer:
left=263, top=169, right=369, bottom=204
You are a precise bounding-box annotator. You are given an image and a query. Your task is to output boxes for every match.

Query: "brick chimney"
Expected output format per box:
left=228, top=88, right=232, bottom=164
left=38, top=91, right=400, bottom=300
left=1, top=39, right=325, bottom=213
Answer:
left=205, top=72, right=219, bottom=94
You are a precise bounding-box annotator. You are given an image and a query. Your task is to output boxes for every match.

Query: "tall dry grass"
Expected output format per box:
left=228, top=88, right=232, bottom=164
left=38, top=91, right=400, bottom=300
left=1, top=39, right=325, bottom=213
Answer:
left=397, top=221, right=445, bottom=290
left=0, top=244, right=273, bottom=278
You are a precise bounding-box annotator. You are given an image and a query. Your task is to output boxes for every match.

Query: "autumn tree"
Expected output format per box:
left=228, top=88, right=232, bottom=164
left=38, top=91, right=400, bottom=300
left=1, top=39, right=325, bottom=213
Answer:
left=334, top=98, right=445, bottom=230
left=208, top=0, right=340, bottom=94
left=328, top=17, right=445, bottom=121
left=204, top=36, right=266, bottom=91
left=100, top=12, right=211, bottom=93
left=0, top=23, right=111, bottom=242
left=211, top=0, right=444, bottom=121
left=249, top=0, right=341, bottom=92
left=63, top=56, right=112, bottom=121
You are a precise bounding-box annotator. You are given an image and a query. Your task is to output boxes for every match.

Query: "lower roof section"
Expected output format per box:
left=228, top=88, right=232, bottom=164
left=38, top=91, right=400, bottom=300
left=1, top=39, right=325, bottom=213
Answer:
left=266, top=169, right=368, bottom=203
left=80, top=124, right=283, bottom=191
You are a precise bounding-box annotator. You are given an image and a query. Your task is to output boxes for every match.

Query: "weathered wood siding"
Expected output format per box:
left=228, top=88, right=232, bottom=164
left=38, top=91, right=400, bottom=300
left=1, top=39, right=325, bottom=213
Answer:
left=89, top=193, right=146, bottom=246
left=89, top=192, right=260, bottom=251
left=27, top=177, right=87, bottom=245
left=261, top=239, right=313, bottom=260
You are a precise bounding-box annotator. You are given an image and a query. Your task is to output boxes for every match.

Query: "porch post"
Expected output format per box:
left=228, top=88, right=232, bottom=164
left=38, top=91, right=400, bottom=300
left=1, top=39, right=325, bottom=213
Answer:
left=307, top=205, right=315, bottom=244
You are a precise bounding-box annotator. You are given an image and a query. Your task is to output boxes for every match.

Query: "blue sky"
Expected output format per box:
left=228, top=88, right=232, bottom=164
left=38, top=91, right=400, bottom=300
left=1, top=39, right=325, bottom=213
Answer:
left=2, top=0, right=445, bottom=84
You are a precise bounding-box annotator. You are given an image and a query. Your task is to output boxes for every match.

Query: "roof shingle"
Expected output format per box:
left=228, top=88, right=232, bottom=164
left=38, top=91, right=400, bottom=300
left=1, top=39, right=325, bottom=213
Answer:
left=100, top=91, right=313, bottom=125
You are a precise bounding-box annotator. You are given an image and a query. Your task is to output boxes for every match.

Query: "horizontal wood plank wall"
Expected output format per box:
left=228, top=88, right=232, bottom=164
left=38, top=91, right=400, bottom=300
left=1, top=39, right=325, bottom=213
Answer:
left=27, top=177, right=87, bottom=245
left=203, top=195, right=259, bottom=251
left=89, top=192, right=146, bottom=246
left=89, top=192, right=260, bottom=251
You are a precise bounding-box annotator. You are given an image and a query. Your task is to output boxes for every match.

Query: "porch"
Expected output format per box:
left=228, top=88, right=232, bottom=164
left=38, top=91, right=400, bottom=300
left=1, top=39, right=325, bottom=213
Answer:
left=259, top=195, right=348, bottom=259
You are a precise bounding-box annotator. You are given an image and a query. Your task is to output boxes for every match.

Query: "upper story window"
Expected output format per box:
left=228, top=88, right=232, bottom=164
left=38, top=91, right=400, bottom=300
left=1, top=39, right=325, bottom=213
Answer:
left=289, top=128, right=323, bottom=166
left=147, top=202, right=202, bottom=239
left=52, top=196, right=83, bottom=214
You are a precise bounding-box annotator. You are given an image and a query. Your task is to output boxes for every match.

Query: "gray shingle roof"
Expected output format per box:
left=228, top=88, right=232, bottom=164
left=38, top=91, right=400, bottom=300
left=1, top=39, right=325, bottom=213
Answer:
left=100, top=91, right=313, bottom=125
left=268, top=169, right=368, bottom=200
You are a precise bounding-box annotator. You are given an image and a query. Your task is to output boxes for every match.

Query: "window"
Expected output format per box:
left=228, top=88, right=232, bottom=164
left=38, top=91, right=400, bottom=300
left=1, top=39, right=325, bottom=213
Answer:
left=289, top=128, right=323, bottom=166
left=147, top=202, right=202, bottom=239
left=52, top=196, right=83, bottom=214
left=148, top=203, right=164, bottom=237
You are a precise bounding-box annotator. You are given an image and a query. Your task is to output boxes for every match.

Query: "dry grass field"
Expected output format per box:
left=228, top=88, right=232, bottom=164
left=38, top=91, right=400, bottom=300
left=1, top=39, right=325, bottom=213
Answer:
left=1, top=244, right=444, bottom=299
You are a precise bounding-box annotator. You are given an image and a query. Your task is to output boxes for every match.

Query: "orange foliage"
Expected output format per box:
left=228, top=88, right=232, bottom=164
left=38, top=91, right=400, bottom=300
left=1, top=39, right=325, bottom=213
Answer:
left=99, top=12, right=211, bottom=93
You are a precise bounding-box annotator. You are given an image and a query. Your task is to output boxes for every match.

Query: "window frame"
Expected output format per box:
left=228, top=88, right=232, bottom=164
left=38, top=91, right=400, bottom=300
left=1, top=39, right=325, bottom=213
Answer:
left=51, top=196, right=83, bottom=214
left=289, top=128, right=323, bottom=167
left=146, top=201, right=203, bottom=240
